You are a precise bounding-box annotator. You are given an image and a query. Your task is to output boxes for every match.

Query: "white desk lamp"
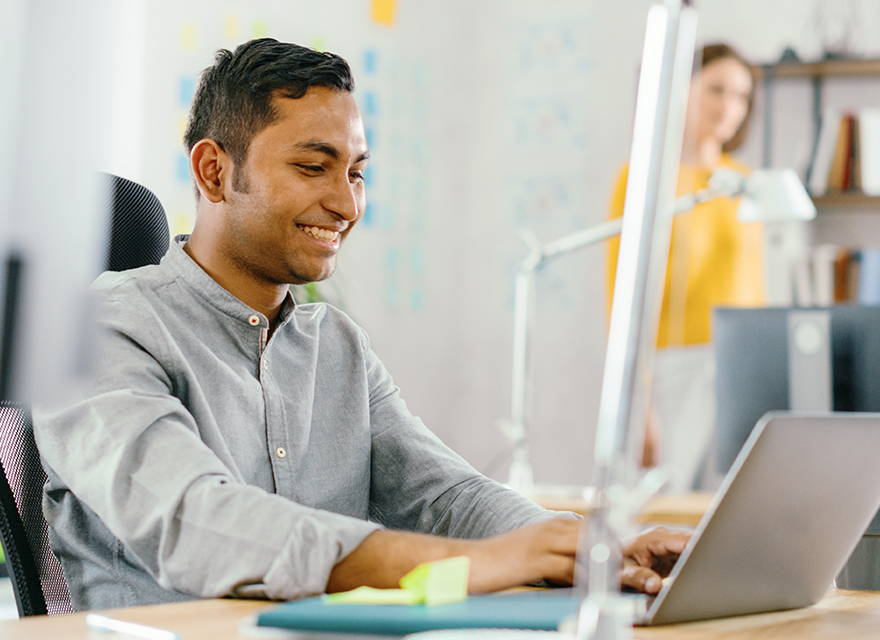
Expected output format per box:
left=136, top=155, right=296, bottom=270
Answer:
left=501, top=167, right=816, bottom=495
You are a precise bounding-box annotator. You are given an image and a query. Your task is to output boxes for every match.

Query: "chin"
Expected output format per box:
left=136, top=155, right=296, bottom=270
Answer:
left=290, top=262, right=336, bottom=285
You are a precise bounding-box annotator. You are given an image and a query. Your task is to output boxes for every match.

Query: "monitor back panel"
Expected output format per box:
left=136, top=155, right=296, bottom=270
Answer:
left=713, top=306, right=880, bottom=474
left=647, top=413, right=880, bottom=626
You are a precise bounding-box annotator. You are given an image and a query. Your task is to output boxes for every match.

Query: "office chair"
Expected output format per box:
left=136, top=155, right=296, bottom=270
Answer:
left=0, top=174, right=169, bottom=616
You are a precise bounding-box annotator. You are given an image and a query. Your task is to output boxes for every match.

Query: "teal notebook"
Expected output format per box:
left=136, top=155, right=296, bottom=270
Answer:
left=256, top=590, right=580, bottom=636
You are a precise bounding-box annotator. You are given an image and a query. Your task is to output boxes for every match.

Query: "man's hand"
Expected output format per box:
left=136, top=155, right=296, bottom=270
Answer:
left=620, top=526, right=690, bottom=594
left=328, top=520, right=690, bottom=596
left=465, top=517, right=581, bottom=593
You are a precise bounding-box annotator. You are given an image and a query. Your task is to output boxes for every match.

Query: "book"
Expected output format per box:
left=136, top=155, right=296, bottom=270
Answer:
left=827, top=115, right=853, bottom=192
left=860, top=109, right=880, bottom=196
left=256, top=590, right=583, bottom=636
left=809, top=108, right=841, bottom=195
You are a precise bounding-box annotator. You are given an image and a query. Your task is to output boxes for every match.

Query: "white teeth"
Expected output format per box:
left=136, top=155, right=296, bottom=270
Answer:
left=299, top=225, right=339, bottom=242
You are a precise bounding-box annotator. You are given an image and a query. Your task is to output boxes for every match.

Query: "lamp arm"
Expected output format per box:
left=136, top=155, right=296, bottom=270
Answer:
left=502, top=181, right=733, bottom=493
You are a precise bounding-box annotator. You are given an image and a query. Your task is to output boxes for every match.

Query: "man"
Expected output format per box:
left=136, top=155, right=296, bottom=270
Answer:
left=34, top=39, right=687, bottom=611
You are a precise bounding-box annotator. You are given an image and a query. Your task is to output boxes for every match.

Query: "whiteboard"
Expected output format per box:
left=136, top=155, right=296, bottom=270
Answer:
left=112, top=0, right=880, bottom=486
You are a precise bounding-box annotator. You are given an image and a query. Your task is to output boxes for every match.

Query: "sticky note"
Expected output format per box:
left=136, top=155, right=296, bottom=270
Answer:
left=177, top=115, right=189, bottom=142
left=172, top=212, right=193, bottom=236
left=400, top=556, right=468, bottom=606
left=365, top=126, right=375, bottom=149
left=179, top=24, right=197, bottom=51
left=363, top=91, right=378, bottom=116
left=224, top=16, right=239, bottom=40
left=362, top=201, right=375, bottom=227
left=410, top=247, right=425, bottom=274
left=364, top=49, right=377, bottom=75
left=310, top=36, right=327, bottom=52
left=176, top=154, right=191, bottom=183
left=326, top=557, right=469, bottom=607
left=325, top=586, right=419, bottom=605
left=252, top=20, right=268, bottom=38
left=178, top=76, right=197, bottom=107
left=371, top=0, right=397, bottom=26
left=410, top=289, right=425, bottom=312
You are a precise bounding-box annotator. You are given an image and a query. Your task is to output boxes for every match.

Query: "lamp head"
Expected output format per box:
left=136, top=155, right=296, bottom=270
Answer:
left=710, top=168, right=816, bottom=223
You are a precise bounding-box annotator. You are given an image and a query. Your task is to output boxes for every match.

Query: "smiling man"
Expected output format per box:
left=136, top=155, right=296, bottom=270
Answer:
left=34, top=39, right=687, bottom=611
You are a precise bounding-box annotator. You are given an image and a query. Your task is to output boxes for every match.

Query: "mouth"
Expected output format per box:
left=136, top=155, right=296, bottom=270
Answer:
left=296, top=224, right=341, bottom=248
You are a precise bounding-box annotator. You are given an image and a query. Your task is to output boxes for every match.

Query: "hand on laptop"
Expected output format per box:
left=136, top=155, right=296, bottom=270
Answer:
left=621, top=526, right=690, bottom=594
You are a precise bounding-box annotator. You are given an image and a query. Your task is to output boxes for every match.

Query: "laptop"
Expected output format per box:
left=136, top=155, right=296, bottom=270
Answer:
left=256, top=413, right=880, bottom=635
left=639, top=412, right=880, bottom=625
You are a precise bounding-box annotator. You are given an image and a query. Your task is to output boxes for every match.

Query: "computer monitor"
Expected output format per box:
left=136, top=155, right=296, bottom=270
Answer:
left=713, top=306, right=880, bottom=476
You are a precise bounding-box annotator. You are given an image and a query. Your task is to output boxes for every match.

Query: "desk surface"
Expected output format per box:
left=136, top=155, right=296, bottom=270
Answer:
left=535, top=492, right=715, bottom=527
left=2, top=590, right=879, bottom=639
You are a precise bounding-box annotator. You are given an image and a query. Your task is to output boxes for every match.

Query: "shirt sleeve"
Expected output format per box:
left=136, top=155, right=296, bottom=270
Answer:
left=360, top=330, right=569, bottom=539
left=33, top=296, right=380, bottom=602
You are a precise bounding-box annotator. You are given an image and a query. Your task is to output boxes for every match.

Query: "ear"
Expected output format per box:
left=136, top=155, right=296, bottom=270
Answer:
left=190, top=139, right=229, bottom=203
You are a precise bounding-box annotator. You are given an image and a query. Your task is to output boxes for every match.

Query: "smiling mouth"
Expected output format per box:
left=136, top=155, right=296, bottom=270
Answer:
left=296, top=224, right=340, bottom=244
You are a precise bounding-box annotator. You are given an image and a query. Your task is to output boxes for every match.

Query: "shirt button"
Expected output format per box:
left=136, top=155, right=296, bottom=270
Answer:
left=275, top=447, right=287, bottom=459
left=247, top=314, right=260, bottom=326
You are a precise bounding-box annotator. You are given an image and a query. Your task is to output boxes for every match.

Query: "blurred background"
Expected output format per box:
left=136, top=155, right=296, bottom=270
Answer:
left=3, top=0, right=880, bottom=491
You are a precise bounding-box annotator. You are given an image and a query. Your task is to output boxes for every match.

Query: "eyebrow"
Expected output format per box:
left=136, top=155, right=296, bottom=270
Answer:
left=291, top=140, right=370, bottom=163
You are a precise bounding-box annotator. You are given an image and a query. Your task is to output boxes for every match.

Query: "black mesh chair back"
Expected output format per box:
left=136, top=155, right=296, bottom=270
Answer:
left=0, top=401, right=72, bottom=616
left=0, top=176, right=170, bottom=616
left=105, top=173, right=170, bottom=272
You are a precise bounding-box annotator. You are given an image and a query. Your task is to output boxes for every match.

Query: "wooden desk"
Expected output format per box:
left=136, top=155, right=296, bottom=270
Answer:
left=2, top=590, right=879, bottom=639
left=536, top=492, right=714, bottom=527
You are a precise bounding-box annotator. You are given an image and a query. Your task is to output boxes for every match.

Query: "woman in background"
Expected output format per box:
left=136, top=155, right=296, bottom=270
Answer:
left=607, top=43, right=765, bottom=492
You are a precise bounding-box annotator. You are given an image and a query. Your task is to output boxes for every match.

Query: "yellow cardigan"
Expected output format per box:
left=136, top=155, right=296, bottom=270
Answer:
left=606, top=155, right=765, bottom=348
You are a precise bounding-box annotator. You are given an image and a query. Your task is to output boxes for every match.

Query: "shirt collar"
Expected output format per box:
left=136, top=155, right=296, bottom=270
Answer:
left=163, top=235, right=297, bottom=330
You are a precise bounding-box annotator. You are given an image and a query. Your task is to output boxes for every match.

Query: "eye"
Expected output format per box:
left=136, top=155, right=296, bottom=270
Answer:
left=294, top=164, right=324, bottom=174
left=350, top=170, right=365, bottom=183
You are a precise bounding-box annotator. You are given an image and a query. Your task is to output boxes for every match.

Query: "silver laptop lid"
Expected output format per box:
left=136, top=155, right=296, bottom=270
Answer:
left=645, top=412, right=880, bottom=625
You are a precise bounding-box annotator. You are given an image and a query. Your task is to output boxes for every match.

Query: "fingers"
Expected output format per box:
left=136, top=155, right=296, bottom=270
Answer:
left=621, top=565, right=663, bottom=595
left=623, top=527, right=690, bottom=576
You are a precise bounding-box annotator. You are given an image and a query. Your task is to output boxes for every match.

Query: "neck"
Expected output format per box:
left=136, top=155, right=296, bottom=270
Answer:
left=184, top=229, right=287, bottom=325
left=681, top=137, right=724, bottom=167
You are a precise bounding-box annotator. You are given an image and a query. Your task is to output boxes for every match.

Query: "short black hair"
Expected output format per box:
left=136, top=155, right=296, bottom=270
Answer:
left=184, top=38, right=354, bottom=189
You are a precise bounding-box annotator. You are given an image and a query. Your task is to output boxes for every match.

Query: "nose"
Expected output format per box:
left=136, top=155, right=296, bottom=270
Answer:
left=322, top=174, right=361, bottom=222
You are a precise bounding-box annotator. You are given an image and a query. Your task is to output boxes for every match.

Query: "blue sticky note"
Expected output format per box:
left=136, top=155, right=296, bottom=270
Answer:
left=178, top=75, right=197, bottom=107
left=364, top=49, right=377, bottom=75
left=365, top=126, right=376, bottom=149
left=411, top=289, right=424, bottom=311
left=410, top=247, right=424, bottom=274
left=385, top=247, right=400, bottom=272
left=362, top=202, right=375, bottom=227
left=176, top=154, right=191, bottom=183
left=363, top=91, right=378, bottom=116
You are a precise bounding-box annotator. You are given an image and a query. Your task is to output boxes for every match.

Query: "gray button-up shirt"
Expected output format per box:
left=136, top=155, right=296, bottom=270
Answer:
left=33, top=237, right=554, bottom=611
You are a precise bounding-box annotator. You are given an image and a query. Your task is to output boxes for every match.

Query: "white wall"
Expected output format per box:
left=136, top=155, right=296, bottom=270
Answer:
left=101, top=1, right=880, bottom=487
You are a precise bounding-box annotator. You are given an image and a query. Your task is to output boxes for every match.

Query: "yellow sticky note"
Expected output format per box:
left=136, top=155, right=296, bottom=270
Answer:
left=172, top=213, right=193, bottom=236
left=224, top=16, right=239, bottom=40
left=400, top=556, right=470, bottom=606
left=177, top=115, right=188, bottom=141
left=325, top=586, right=420, bottom=605
left=252, top=20, right=268, bottom=39
left=325, top=556, right=470, bottom=607
left=179, top=24, right=197, bottom=51
left=371, top=0, right=396, bottom=26
left=310, top=36, right=327, bottom=52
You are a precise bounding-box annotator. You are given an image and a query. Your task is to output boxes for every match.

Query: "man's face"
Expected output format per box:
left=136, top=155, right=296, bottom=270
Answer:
left=220, top=87, right=368, bottom=285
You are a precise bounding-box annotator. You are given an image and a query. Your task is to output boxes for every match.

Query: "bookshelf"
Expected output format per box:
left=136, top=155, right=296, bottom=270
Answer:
left=811, top=194, right=880, bottom=208
left=756, top=58, right=880, bottom=79
left=756, top=58, right=880, bottom=211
